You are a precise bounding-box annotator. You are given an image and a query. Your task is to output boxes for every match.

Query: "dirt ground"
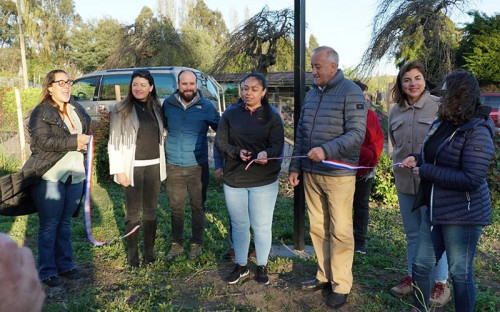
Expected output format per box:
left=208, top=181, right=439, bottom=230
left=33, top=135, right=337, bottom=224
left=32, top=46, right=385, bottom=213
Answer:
left=42, top=257, right=455, bottom=312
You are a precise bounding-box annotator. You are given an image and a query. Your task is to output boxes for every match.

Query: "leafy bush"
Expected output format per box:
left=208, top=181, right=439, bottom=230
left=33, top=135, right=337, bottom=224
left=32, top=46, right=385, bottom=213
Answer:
left=2, top=87, right=41, bottom=115
left=372, top=150, right=398, bottom=206
left=487, top=133, right=500, bottom=205
left=92, top=108, right=111, bottom=184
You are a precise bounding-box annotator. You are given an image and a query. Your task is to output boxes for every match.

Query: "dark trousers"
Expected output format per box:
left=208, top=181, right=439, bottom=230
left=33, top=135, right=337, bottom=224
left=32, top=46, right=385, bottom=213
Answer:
left=201, top=162, right=209, bottom=208
left=123, top=164, right=161, bottom=224
left=353, top=176, right=374, bottom=247
left=166, top=163, right=204, bottom=245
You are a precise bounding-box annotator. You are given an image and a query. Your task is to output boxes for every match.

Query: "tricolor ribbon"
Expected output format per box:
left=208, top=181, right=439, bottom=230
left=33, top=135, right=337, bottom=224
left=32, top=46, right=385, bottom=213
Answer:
left=83, top=135, right=140, bottom=246
left=245, top=155, right=401, bottom=170
left=244, top=155, right=308, bottom=170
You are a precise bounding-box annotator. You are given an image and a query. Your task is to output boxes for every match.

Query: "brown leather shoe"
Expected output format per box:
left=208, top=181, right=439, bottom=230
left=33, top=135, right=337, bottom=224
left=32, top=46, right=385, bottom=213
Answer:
left=327, top=292, right=348, bottom=309
left=300, top=278, right=330, bottom=291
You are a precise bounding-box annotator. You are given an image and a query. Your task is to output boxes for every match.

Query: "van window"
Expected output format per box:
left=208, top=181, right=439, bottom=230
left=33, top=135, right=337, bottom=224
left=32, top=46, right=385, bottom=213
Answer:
left=200, top=79, right=219, bottom=102
left=100, top=74, right=130, bottom=101
left=71, top=77, right=98, bottom=101
left=152, top=73, right=176, bottom=99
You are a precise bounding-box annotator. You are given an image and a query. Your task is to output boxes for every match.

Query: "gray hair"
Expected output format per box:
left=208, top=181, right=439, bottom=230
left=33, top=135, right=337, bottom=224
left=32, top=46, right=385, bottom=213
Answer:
left=312, top=46, right=339, bottom=64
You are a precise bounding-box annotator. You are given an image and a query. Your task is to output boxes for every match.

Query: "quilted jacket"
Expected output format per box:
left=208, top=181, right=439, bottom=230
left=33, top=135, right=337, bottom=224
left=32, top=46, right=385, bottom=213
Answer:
left=289, top=69, right=367, bottom=177
left=415, top=106, right=495, bottom=225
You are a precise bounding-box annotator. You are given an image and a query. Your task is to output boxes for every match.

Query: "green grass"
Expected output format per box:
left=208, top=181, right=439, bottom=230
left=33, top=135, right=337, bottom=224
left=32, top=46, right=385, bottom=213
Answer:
left=1, top=161, right=499, bottom=311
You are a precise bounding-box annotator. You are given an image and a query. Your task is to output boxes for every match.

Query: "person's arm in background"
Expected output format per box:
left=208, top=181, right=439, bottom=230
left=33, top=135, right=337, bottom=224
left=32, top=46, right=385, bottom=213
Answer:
left=213, top=139, right=224, bottom=182
left=0, top=233, right=45, bottom=312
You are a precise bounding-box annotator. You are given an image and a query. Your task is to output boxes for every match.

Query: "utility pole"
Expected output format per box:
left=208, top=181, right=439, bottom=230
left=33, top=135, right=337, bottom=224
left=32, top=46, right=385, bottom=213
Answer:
left=16, top=0, right=29, bottom=89
left=293, top=0, right=306, bottom=250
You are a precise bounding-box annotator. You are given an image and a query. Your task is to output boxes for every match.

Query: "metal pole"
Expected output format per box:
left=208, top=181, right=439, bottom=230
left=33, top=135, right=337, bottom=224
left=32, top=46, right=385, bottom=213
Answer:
left=293, top=0, right=306, bottom=250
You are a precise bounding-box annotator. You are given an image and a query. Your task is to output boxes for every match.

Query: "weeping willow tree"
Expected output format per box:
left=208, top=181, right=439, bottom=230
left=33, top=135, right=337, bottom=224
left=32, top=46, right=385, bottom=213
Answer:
left=210, top=6, right=293, bottom=75
left=359, top=0, right=471, bottom=82
left=106, top=6, right=192, bottom=68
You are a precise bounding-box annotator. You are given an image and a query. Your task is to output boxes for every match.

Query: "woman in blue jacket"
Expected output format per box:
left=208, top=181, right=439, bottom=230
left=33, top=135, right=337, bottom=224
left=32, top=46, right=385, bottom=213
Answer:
left=401, top=70, right=495, bottom=312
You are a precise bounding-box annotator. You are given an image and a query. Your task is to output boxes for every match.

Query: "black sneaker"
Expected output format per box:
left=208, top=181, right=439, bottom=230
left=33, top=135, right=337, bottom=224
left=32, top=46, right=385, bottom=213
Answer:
left=42, top=275, right=63, bottom=287
left=355, top=243, right=366, bottom=255
left=60, top=268, right=81, bottom=280
left=256, top=265, right=269, bottom=285
left=227, top=264, right=249, bottom=284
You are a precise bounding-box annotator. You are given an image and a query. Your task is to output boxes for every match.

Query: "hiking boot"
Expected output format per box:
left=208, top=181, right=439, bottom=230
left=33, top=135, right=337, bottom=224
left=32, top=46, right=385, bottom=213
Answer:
left=59, top=268, right=81, bottom=280
left=223, top=248, right=235, bottom=260
left=189, top=243, right=202, bottom=260
left=167, top=243, right=184, bottom=260
left=42, top=275, right=63, bottom=287
left=256, top=265, right=269, bottom=285
left=389, top=275, right=413, bottom=297
left=430, top=281, right=451, bottom=307
left=226, top=264, right=249, bottom=284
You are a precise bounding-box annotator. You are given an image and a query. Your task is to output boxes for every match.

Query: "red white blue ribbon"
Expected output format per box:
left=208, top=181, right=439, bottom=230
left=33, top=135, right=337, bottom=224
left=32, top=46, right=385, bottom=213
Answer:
left=321, top=159, right=377, bottom=170
left=83, top=135, right=140, bottom=246
left=244, top=155, right=308, bottom=170
left=245, top=155, right=401, bottom=170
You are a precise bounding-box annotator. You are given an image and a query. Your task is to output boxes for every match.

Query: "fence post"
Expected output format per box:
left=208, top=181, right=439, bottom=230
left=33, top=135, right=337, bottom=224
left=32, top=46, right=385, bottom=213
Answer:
left=15, top=88, right=26, bottom=164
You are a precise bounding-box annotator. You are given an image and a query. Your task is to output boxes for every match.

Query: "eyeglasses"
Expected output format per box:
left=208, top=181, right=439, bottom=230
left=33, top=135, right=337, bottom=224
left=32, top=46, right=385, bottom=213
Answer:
left=52, top=79, right=74, bottom=87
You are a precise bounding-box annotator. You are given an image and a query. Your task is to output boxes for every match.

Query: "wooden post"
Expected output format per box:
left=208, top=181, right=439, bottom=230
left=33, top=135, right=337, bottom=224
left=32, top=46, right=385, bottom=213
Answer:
left=387, top=82, right=395, bottom=155
left=15, top=0, right=29, bottom=89
left=115, top=85, right=121, bottom=102
left=15, top=88, right=26, bottom=164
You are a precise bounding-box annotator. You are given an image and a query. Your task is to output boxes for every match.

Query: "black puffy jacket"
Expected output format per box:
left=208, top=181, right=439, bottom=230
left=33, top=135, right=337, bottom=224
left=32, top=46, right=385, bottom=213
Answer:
left=23, top=100, right=91, bottom=174
left=0, top=101, right=90, bottom=215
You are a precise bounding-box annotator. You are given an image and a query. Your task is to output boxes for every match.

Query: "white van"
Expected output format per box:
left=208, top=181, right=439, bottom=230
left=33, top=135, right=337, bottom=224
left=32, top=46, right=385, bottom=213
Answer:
left=71, top=66, right=224, bottom=120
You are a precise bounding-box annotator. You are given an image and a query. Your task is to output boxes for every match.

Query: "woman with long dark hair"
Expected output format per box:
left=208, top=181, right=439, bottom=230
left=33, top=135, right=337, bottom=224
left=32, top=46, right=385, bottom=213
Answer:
left=403, top=70, right=495, bottom=312
left=108, top=69, right=166, bottom=267
left=216, top=73, right=284, bottom=285
left=27, top=69, right=91, bottom=287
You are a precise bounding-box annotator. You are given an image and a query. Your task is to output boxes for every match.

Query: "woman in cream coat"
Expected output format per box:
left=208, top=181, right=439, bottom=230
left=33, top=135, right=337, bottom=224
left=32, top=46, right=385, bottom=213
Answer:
left=108, top=69, right=166, bottom=267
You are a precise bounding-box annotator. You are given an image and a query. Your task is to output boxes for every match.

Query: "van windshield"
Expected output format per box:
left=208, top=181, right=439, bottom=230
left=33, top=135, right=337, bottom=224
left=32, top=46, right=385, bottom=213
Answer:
left=100, top=73, right=177, bottom=101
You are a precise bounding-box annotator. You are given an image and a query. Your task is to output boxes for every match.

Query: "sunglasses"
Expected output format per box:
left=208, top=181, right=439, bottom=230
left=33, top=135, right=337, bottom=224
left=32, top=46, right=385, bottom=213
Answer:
left=52, top=79, right=74, bottom=87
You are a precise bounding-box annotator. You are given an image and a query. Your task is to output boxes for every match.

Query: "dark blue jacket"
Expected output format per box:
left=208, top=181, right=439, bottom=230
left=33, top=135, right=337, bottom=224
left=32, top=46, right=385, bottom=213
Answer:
left=162, top=91, right=220, bottom=166
left=415, top=107, right=495, bottom=225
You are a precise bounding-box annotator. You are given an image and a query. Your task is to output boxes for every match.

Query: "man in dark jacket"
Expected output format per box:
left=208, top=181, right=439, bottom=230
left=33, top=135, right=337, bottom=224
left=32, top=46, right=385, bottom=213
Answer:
left=162, top=70, right=220, bottom=260
left=288, top=46, right=366, bottom=309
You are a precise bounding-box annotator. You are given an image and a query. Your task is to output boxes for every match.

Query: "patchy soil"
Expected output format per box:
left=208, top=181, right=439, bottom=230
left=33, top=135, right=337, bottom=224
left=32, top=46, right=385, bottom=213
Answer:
left=43, top=256, right=453, bottom=312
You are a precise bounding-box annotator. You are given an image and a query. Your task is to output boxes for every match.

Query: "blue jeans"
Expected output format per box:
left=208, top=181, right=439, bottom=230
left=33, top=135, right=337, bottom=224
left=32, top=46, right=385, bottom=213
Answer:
left=397, top=192, right=448, bottom=280
left=224, top=180, right=278, bottom=266
left=413, top=207, right=482, bottom=311
left=31, top=178, right=83, bottom=280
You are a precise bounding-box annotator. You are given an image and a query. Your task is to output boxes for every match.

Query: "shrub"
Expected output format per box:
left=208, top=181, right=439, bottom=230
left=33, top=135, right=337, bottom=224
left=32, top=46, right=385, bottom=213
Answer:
left=2, top=87, right=41, bottom=115
left=92, top=108, right=111, bottom=184
left=372, top=150, right=398, bottom=206
left=487, top=133, right=500, bottom=205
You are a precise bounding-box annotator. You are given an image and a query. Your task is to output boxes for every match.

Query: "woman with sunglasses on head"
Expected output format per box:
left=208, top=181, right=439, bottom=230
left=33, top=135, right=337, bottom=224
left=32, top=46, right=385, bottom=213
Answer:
left=26, top=69, right=91, bottom=287
left=108, top=70, right=166, bottom=267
